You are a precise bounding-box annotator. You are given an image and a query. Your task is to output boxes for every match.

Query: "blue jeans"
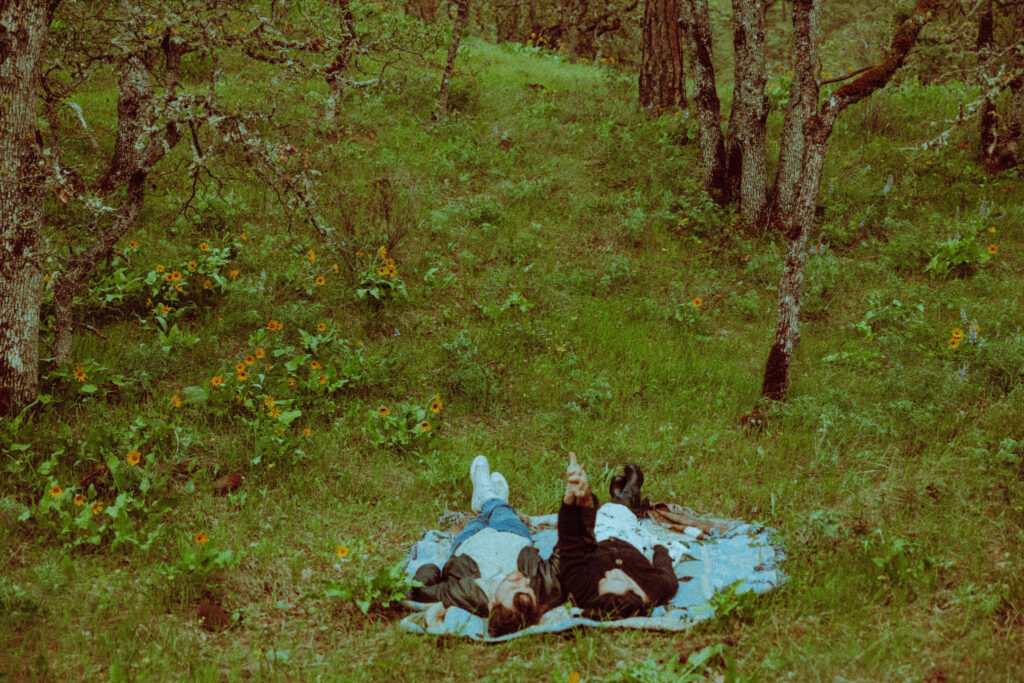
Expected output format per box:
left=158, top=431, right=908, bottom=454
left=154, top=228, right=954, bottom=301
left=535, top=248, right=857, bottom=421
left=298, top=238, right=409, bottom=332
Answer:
left=450, top=499, right=532, bottom=558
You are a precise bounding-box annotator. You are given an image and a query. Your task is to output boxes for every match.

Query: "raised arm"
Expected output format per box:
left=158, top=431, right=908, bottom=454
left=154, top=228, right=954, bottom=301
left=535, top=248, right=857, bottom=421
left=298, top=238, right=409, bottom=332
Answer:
left=557, top=452, right=599, bottom=557
left=647, top=544, right=681, bottom=605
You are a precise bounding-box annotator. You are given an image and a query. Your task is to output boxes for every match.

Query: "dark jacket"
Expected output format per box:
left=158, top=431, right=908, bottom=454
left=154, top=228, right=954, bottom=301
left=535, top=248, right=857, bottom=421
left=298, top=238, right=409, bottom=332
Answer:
left=409, top=545, right=562, bottom=617
left=556, top=497, right=678, bottom=618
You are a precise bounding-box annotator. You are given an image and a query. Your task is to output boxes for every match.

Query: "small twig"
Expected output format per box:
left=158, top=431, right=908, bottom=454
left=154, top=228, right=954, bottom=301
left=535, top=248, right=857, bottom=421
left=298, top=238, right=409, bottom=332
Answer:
left=821, top=65, right=871, bottom=86
left=75, top=322, right=108, bottom=341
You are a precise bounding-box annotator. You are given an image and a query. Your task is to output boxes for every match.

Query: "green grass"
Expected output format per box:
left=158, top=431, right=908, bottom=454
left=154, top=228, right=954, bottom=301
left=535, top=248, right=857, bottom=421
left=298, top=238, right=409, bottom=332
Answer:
left=3, top=26, right=1024, bottom=682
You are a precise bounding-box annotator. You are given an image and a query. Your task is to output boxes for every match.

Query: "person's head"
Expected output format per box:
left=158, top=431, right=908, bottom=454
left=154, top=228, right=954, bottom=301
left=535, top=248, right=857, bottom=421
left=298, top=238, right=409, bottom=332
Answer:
left=487, top=571, right=540, bottom=637
left=586, top=591, right=647, bottom=619
left=589, top=570, right=649, bottom=619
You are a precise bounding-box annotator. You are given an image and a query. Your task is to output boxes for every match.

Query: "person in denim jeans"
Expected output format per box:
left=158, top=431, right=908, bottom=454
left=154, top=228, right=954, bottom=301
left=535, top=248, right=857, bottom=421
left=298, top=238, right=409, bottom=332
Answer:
left=409, top=456, right=562, bottom=637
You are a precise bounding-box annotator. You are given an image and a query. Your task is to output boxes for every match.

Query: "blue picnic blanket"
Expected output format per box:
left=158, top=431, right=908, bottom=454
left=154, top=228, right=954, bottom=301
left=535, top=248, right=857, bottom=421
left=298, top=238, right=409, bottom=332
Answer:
left=399, top=510, right=787, bottom=642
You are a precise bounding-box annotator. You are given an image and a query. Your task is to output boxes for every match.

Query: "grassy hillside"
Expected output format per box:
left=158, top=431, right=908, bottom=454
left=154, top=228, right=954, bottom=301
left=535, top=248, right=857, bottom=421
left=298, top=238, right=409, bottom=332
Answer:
left=2, top=32, right=1023, bottom=681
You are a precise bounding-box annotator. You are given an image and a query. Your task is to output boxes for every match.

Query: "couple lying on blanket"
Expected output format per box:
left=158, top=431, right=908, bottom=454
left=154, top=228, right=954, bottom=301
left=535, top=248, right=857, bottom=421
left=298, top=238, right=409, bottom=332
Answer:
left=409, top=452, right=680, bottom=637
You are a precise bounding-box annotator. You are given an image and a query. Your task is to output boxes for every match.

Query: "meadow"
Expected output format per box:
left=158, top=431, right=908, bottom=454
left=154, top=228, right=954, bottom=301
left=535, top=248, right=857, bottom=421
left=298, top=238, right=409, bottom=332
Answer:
left=2, top=26, right=1023, bottom=681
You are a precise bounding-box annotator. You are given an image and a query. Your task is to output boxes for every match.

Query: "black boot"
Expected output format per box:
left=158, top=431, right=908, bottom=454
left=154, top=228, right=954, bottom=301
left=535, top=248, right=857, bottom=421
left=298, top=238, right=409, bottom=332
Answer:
left=609, top=463, right=649, bottom=516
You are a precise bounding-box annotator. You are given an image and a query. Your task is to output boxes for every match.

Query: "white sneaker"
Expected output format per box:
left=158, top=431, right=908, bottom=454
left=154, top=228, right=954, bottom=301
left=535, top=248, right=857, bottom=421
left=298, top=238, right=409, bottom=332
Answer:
left=470, top=455, right=496, bottom=513
left=489, top=472, right=509, bottom=503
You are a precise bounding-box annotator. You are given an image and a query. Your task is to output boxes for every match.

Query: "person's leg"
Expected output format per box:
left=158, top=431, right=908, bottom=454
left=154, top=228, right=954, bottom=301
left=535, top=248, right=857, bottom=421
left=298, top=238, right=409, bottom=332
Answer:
left=477, top=498, right=531, bottom=540
left=451, top=510, right=491, bottom=551
left=451, top=497, right=532, bottom=553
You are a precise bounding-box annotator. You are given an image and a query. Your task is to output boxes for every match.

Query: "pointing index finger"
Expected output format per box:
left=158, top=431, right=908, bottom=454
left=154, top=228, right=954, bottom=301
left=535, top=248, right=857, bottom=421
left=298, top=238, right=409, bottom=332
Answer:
left=568, top=451, right=578, bottom=467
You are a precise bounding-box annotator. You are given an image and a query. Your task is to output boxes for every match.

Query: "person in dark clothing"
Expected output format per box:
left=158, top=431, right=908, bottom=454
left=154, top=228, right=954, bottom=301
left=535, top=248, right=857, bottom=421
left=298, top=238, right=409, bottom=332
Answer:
left=555, top=453, right=679, bottom=619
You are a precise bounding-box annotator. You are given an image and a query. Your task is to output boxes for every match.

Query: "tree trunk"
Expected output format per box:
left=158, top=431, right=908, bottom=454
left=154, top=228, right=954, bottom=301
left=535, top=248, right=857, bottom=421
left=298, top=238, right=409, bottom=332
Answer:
left=565, top=0, right=588, bottom=58
left=407, top=0, right=439, bottom=22
left=1008, top=2, right=1024, bottom=163
left=760, top=124, right=828, bottom=401
left=437, top=0, right=471, bottom=116
left=977, top=0, right=1004, bottom=172
left=978, top=0, right=1024, bottom=171
left=52, top=175, right=147, bottom=365
left=97, top=52, right=153, bottom=194
left=639, top=0, right=686, bottom=111
left=769, top=0, right=820, bottom=228
left=494, top=0, right=522, bottom=42
left=325, top=0, right=357, bottom=126
left=726, top=0, right=768, bottom=226
left=756, top=0, right=937, bottom=405
left=0, top=0, right=54, bottom=416
left=680, top=0, right=730, bottom=204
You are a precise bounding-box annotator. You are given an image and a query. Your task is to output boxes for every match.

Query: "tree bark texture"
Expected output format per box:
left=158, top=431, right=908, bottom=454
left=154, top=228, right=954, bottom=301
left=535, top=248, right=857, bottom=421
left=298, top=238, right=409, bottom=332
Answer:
left=759, top=0, right=938, bottom=403
left=0, top=0, right=54, bottom=416
left=726, top=0, right=768, bottom=226
left=679, top=0, right=730, bottom=204
left=639, top=0, right=686, bottom=111
left=565, top=0, right=588, bottom=58
left=494, top=0, right=523, bottom=42
left=51, top=39, right=182, bottom=366
left=97, top=51, right=154, bottom=193
left=437, top=0, right=471, bottom=116
left=1009, top=2, right=1024, bottom=162
left=977, top=0, right=1022, bottom=172
left=770, top=0, right=820, bottom=228
left=406, top=0, right=439, bottom=22
left=324, top=0, right=357, bottom=125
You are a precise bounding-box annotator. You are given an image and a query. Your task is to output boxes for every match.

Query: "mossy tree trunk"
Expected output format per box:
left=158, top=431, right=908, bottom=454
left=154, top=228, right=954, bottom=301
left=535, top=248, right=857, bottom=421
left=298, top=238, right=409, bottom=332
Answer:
left=0, top=0, right=55, bottom=416
left=51, top=13, right=183, bottom=367
left=639, top=0, right=686, bottom=112
left=679, top=0, right=730, bottom=205
left=438, top=0, right=471, bottom=116
left=977, top=0, right=1024, bottom=172
left=565, top=0, right=588, bottom=58
left=769, top=0, right=820, bottom=228
left=324, top=0, right=358, bottom=125
left=757, top=0, right=938, bottom=405
left=724, top=0, right=768, bottom=226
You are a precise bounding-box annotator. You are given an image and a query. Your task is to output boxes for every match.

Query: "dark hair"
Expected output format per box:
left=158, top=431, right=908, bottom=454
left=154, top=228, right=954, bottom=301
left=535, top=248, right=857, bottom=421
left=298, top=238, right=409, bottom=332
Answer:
left=488, top=592, right=540, bottom=637
left=585, top=591, right=647, bottom=620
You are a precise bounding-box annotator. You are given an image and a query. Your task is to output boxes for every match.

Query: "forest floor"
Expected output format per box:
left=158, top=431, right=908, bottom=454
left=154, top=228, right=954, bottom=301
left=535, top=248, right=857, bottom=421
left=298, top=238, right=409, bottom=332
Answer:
left=2, top=34, right=1024, bottom=682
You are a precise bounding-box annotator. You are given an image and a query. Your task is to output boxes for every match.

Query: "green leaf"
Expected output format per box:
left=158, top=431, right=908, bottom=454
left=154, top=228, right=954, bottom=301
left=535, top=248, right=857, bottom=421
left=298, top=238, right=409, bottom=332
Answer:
left=80, top=384, right=98, bottom=394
